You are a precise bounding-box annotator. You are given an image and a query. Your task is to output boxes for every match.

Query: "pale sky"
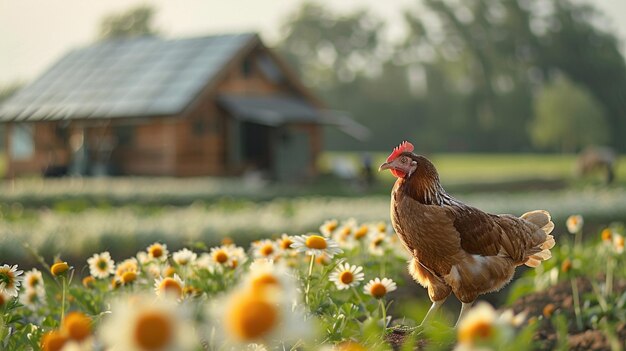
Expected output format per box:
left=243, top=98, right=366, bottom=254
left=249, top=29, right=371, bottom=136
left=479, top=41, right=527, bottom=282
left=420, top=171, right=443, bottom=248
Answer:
left=1, top=0, right=625, bottom=86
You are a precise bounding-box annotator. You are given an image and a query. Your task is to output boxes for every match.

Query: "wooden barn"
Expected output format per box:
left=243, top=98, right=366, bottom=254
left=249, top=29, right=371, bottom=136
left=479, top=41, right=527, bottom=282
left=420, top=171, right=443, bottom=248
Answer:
left=0, top=33, right=364, bottom=179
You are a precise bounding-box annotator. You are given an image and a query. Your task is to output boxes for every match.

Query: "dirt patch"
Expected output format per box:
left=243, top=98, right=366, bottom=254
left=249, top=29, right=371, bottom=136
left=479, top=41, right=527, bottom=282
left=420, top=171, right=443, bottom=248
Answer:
left=510, top=277, right=625, bottom=351
left=387, top=278, right=626, bottom=350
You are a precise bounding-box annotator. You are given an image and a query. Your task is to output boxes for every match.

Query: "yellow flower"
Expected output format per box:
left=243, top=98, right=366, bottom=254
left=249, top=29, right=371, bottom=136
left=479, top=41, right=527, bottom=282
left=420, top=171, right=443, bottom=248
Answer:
left=363, top=277, right=396, bottom=299
left=51, top=262, right=69, bottom=277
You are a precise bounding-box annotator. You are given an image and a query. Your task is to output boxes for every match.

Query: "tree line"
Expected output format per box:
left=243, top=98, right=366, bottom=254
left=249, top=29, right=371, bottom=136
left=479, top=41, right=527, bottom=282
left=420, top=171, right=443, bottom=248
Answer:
left=277, top=0, right=626, bottom=153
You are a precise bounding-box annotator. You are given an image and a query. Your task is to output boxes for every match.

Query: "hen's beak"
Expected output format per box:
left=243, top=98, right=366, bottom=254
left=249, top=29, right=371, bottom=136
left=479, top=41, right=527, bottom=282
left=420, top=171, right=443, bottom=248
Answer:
left=378, top=162, right=391, bottom=172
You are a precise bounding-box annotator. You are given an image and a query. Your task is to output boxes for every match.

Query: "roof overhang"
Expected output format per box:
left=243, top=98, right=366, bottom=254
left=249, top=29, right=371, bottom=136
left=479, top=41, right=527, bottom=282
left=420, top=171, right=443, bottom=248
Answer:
left=218, top=94, right=369, bottom=140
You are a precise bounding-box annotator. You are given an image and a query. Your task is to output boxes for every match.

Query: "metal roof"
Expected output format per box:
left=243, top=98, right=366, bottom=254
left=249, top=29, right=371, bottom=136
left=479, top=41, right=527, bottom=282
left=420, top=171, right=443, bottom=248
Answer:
left=0, top=33, right=256, bottom=122
left=218, top=94, right=320, bottom=126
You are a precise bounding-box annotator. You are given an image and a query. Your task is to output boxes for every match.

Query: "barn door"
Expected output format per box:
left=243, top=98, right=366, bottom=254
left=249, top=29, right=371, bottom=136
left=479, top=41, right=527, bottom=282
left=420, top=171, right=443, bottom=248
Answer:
left=274, top=129, right=310, bottom=181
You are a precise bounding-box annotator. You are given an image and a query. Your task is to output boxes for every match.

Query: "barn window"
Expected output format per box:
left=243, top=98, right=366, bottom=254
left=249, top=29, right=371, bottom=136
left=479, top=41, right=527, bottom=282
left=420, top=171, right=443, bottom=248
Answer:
left=241, top=57, right=252, bottom=78
left=115, top=125, right=135, bottom=146
left=10, top=124, right=34, bottom=160
left=192, top=120, right=206, bottom=136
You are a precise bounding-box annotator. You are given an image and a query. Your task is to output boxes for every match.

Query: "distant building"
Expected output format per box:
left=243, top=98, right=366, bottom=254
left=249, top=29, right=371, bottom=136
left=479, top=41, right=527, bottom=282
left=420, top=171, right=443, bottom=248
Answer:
left=0, top=33, right=364, bottom=179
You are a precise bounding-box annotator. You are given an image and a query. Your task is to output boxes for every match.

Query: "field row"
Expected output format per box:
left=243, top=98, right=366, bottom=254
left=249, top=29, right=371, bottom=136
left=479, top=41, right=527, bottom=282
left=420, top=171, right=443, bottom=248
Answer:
left=3, top=188, right=626, bottom=265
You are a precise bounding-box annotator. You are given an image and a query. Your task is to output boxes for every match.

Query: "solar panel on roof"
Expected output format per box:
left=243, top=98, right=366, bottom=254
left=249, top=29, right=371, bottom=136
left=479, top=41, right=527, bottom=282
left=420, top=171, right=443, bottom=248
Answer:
left=0, top=33, right=256, bottom=121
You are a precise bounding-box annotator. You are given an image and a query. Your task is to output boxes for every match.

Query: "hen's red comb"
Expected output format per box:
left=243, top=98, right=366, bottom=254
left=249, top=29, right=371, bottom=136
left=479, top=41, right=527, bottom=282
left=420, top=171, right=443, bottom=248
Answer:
left=386, top=141, right=414, bottom=162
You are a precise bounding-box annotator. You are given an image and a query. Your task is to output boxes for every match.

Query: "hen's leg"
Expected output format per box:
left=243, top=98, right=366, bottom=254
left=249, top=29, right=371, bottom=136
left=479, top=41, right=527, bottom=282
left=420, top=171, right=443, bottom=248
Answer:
left=454, top=301, right=474, bottom=328
left=419, top=298, right=447, bottom=327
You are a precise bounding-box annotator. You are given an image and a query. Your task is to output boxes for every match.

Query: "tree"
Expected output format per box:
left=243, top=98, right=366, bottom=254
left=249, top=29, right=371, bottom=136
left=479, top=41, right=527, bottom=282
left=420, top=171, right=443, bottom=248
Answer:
left=530, top=76, right=609, bottom=152
left=98, top=5, right=159, bottom=40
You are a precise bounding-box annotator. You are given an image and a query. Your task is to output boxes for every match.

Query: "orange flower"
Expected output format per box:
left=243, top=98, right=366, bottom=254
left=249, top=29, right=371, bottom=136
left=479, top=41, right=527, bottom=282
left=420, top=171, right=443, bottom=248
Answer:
left=41, top=330, right=67, bottom=351
left=62, top=311, right=91, bottom=341
left=51, top=262, right=69, bottom=276
left=561, top=258, right=572, bottom=273
left=542, top=303, right=556, bottom=318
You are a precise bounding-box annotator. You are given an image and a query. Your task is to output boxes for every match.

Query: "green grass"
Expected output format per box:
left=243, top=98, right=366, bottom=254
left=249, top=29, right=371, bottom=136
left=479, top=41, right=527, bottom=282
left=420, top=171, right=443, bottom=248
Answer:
left=321, top=152, right=626, bottom=184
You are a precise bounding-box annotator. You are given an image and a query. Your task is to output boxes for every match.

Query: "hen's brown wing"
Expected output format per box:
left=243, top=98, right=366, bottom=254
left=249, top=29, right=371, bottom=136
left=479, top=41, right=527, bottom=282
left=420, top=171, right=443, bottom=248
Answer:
left=446, top=204, right=503, bottom=257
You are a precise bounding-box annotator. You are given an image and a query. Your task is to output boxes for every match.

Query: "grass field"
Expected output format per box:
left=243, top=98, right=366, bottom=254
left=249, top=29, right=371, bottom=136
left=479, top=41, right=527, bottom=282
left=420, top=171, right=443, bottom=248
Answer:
left=321, top=152, right=626, bottom=184
left=1, top=153, right=625, bottom=268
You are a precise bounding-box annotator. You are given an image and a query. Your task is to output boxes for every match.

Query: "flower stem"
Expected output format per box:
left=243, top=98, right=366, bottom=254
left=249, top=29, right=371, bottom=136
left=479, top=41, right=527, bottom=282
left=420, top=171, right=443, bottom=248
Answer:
left=305, top=254, right=315, bottom=306
left=60, top=275, right=67, bottom=322
left=379, top=299, right=388, bottom=333
left=571, top=278, right=583, bottom=331
left=575, top=230, right=582, bottom=253
left=606, top=255, right=614, bottom=298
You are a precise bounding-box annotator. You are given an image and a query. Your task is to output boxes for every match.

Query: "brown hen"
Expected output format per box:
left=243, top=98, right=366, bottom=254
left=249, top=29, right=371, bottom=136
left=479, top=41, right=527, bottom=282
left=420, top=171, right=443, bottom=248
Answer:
left=379, top=141, right=555, bottom=326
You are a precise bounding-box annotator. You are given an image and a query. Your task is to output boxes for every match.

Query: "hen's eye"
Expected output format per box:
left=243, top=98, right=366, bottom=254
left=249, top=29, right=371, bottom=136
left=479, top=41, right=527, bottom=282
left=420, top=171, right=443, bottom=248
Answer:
left=400, top=156, right=408, bottom=163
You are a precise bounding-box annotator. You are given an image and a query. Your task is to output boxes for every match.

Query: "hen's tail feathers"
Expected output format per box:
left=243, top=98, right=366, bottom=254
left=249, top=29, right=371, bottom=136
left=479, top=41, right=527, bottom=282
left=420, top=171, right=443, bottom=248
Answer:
left=521, top=210, right=555, bottom=268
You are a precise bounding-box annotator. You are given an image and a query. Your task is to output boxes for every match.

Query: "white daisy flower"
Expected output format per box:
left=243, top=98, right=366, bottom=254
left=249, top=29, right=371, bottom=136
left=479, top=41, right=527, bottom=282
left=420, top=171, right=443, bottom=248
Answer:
left=195, top=253, right=217, bottom=273
left=99, top=293, right=198, bottom=351
left=22, top=268, right=44, bottom=290
left=368, top=233, right=388, bottom=256
left=244, top=260, right=297, bottom=299
left=251, top=240, right=279, bottom=260
left=213, top=281, right=311, bottom=347
left=154, top=274, right=185, bottom=299
left=329, top=262, right=364, bottom=290
left=455, top=302, right=497, bottom=347
left=352, top=224, right=374, bottom=242
left=319, top=219, right=339, bottom=237
left=364, top=277, right=397, bottom=299
left=87, top=251, right=115, bottom=279
left=208, top=245, right=247, bottom=269
left=137, top=251, right=151, bottom=265
left=566, top=215, right=583, bottom=234
left=147, top=243, right=169, bottom=262
left=333, top=224, right=356, bottom=249
left=276, top=234, right=294, bottom=251
left=173, top=248, right=197, bottom=266
left=19, top=285, right=45, bottom=310
left=0, top=264, right=23, bottom=297
left=290, top=234, right=343, bottom=258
